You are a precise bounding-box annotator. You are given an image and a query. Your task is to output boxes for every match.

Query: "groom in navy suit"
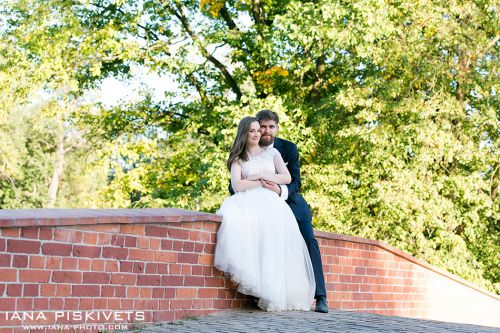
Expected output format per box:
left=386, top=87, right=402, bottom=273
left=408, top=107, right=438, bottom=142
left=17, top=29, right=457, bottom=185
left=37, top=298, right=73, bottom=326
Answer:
left=230, top=109, right=329, bottom=313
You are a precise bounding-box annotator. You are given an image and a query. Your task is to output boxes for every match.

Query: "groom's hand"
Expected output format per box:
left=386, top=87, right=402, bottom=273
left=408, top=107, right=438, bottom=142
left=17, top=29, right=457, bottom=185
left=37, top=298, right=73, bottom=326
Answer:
left=260, top=180, right=281, bottom=195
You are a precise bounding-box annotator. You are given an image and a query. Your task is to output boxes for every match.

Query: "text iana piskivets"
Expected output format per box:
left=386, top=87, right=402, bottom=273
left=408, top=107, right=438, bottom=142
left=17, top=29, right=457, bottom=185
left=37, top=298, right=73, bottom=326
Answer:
left=4, top=311, right=146, bottom=321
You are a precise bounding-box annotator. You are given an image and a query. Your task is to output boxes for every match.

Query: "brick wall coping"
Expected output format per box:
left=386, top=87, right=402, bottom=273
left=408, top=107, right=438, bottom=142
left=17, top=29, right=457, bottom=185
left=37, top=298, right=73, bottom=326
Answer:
left=315, top=230, right=500, bottom=301
left=0, top=208, right=498, bottom=302
left=0, top=208, right=222, bottom=227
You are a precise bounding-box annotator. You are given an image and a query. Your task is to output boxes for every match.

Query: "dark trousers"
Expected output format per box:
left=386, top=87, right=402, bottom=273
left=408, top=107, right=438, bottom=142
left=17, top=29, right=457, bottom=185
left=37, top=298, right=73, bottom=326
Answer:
left=297, top=219, right=326, bottom=298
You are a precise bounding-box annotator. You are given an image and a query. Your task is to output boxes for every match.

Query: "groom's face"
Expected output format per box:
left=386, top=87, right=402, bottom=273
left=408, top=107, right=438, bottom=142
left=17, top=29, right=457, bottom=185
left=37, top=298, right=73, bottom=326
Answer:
left=259, top=119, right=278, bottom=146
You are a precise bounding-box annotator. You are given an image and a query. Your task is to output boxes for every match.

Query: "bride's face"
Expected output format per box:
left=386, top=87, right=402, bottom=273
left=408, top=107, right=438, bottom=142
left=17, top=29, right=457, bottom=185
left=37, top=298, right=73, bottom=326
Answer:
left=246, top=121, right=261, bottom=147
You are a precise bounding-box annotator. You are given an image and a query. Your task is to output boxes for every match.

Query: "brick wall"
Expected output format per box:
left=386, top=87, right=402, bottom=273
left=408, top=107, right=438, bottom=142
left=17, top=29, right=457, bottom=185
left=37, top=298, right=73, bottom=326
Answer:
left=0, top=208, right=498, bottom=332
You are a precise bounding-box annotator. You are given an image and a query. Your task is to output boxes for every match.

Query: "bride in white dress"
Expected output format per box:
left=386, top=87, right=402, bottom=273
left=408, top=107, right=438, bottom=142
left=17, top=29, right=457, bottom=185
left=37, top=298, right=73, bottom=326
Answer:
left=214, top=116, right=315, bottom=311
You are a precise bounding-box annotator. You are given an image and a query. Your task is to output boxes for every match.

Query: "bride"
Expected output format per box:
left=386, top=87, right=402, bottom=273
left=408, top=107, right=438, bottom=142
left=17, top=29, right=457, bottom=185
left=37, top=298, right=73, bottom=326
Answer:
left=214, top=116, right=315, bottom=311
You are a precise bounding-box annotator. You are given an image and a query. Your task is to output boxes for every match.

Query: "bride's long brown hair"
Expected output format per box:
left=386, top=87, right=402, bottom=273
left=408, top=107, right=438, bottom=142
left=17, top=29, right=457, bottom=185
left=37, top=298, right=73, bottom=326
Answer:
left=226, top=116, right=259, bottom=170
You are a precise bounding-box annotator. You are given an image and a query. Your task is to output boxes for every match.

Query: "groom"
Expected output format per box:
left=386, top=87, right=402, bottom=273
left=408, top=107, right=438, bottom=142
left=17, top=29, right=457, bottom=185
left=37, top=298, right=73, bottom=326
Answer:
left=231, top=109, right=329, bottom=313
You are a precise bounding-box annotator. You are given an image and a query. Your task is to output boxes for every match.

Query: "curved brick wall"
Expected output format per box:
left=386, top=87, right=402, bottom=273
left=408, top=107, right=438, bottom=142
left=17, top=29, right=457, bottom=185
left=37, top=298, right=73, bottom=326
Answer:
left=0, top=208, right=498, bottom=332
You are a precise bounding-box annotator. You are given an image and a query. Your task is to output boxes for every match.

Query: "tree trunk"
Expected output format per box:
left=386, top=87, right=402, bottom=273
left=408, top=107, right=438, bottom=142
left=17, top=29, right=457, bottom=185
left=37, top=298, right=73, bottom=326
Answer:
left=47, top=133, right=65, bottom=208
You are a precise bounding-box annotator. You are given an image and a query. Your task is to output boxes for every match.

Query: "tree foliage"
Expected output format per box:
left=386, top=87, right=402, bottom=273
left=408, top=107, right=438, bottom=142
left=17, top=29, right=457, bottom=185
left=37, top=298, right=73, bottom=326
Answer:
left=1, top=0, right=498, bottom=293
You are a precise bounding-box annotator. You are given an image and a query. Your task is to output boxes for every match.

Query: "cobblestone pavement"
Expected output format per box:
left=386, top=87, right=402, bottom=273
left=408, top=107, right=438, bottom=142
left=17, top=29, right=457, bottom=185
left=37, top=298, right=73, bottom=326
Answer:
left=123, top=309, right=499, bottom=333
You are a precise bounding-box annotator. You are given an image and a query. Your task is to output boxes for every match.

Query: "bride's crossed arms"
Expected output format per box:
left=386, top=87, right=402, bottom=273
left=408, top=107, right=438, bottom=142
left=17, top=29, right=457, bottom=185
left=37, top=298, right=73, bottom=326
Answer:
left=230, top=149, right=291, bottom=193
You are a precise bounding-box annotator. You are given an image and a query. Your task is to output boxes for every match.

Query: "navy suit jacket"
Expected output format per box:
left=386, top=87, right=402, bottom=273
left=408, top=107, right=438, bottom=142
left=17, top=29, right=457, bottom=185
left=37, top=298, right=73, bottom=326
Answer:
left=229, top=137, right=312, bottom=224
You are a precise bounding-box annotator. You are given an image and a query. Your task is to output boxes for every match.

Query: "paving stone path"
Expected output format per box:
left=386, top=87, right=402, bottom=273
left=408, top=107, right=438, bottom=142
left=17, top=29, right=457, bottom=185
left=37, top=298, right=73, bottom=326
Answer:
left=122, top=309, right=499, bottom=333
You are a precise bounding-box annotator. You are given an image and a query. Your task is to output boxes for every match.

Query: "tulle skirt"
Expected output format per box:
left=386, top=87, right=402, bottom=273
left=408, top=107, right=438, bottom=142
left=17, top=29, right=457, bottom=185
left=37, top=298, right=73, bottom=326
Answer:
left=214, top=187, right=315, bottom=311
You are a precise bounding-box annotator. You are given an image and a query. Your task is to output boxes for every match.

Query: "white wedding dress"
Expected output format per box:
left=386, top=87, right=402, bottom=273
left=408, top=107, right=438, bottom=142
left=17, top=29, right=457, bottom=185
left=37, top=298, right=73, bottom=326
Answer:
left=214, top=147, right=315, bottom=311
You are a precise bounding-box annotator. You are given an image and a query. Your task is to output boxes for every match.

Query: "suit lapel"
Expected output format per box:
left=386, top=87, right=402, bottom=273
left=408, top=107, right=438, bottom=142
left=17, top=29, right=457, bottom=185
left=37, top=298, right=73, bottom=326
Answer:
left=273, top=138, right=287, bottom=162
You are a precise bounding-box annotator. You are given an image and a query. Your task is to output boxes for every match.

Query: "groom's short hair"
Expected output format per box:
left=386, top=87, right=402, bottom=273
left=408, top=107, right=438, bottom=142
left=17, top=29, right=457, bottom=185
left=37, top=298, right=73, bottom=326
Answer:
left=256, top=109, right=279, bottom=124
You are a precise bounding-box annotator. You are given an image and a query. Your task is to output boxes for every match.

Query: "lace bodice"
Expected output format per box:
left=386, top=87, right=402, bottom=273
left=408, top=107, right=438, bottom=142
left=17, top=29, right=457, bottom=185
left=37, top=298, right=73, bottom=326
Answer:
left=241, top=147, right=278, bottom=179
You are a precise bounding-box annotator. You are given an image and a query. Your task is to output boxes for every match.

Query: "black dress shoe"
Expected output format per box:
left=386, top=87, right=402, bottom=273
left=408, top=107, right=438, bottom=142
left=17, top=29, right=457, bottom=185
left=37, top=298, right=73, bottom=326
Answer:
left=314, top=296, right=329, bottom=313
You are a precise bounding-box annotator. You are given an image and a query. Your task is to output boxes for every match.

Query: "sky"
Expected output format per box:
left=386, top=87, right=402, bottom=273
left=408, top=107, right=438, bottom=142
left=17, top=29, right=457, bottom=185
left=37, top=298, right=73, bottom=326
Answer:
left=85, top=65, right=179, bottom=108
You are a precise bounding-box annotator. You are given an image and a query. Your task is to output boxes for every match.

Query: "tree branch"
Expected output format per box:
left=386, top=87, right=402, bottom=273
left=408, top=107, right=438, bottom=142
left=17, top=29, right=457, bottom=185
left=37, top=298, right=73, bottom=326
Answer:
left=167, top=3, right=242, bottom=100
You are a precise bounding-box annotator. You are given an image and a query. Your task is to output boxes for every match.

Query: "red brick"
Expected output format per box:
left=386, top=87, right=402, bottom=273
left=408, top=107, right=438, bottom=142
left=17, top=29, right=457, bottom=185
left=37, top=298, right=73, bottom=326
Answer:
left=140, top=288, right=153, bottom=299
left=79, top=298, right=93, bottom=310
left=198, top=288, right=218, bottom=298
left=83, top=272, right=110, bottom=284
left=0, top=254, right=11, bottom=267
left=2, top=228, right=20, bottom=238
left=42, top=243, right=73, bottom=256
left=102, top=247, right=128, bottom=259
left=64, top=298, right=79, bottom=310
left=133, top=262, right=145, bottom=273
left=97, top=233, right=112, bottom=245
left=205, top=277, right=224, bottom=287
left=52, top=271, right=82, bottom=283
left=199, top=255, right=213, bottom=265
left=11, top=254, right=27, bottom=268
left=82, top=232, right=98, bottom=245
left=158, top=263, right=169, bottom=274
left=78, top=258, right=91, bottom=271
left=39, top=228, right=53, bottom=240
left=151, top=287, right=164, bottom=298
left=161, top=240, right=173, bottom=250
left=54, top=229, right=70, bottom=242
left=127, top=287, right=141, bottom=298
left=184, top=276, right=205, bottom=287
left=137, top=275, right=161, bottom=286
left=150, top=238, right=161, bottom=250
left=7, top=284, right=22, bottom=296
left=146, top=263, right=158, bottom=274
left=177, top=287, right=197, bottom=298
left=91, top=259, right=106, bottom=271
left=111, top=235, right=125, bottom=247
left=115, top=286, right=126, bottom=297
left=182, top=242, right=195, bottom=252
left=173, top=241, right=183, bottom=251
left=50, top=298, right=64, bottom=310
left=192, top=266, right=204, bottom=276
left=23, top=284, right=39, bottom=297
left=41, top=284, right=56, bottom=296
left=101, top=285, right=114, bottom=297
left=29, top=255, right=45, bottom=268
left=129, top=249, right=154, bottom=261
left=0, top=298, right=15, bottom=311
left=0, top=239, right=5, bottom=251
left=138, top=237, right=149, bottom=249
left=7, top=239, right=40, bottom=254
left=125, top=236, right=137, bottom=247
left=154, top=252, right=177, bottom=263
left=61, top=258, right=78, bottom=270
left=20, top=269, right=50, bottom=282
left=168, top=229, right=190, bottom=240
left=105, top=260, right=119, bottom=272
left=108, top=298, right=121, bottom=310
left=45, top=256, right=61, bottom=269
left=178, top=253, right=199, bottom=264
left=72, top=285, right=100, bottom=297
left=111, top=273, right=136, bottom=285
left=69, top=230, right=83, bottom=243
left=94, top=298, right=107, bottom=309
left=56, top=284, right=71, bottom=296
left=119, top=261, right=133, bottom=272
left=145, top=225, right=169, bottom=237
left=20, top=227, right=38, bottom=239
left=72, top=245, right=101, bottom=258
left=34, top=297, right=49, bottom=310
left=194, top=243, right=205, bottom=253
left=170, top=264, right=182, bottom=274
left=17, top=298, right=34, bottom=310
left=161, top=276, right=184, bottom=286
